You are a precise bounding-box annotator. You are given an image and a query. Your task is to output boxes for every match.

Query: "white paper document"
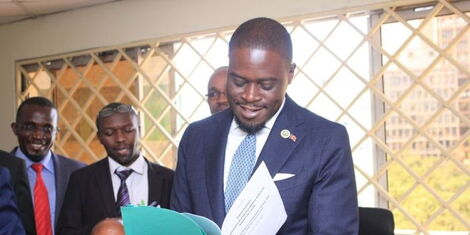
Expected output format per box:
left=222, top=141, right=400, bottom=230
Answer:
left=221, top=162, right=287, bottom=235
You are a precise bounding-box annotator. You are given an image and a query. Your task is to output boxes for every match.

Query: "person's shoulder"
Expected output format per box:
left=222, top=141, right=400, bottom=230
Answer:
left=147, top=160, right=174, bottom=178
left=0, top=150, right=23, bottom=166
left=183, top=109, right=232, bottom=141
left=188, top=109, right=231, bottom=129
left=0, top=149, right=14, bottom=158
left=68, top=157, right=107, bottom=178
left=53, top=152, right=86, bottom=169
left=0, top=150, right=26, bottom=178
left=305, top=108, right=344, bottom=128
left=287, top=98, right=347, bottom=133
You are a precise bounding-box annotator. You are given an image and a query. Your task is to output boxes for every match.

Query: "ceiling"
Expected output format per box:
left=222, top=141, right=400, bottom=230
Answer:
left=0, top=0, right=121, bottom=25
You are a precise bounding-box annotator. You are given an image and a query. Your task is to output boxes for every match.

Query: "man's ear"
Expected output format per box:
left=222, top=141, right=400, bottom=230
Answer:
left=288, top=63, right=296, bottom=84
left=11, top=123, right=18, bottom=136
left=97, top=131, right=104, bottom=144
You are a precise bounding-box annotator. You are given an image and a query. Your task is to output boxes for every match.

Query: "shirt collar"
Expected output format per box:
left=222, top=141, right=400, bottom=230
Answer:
left=108, top=153, right=146, bottom=176
left=231, top=96, right=286, bottom=134
left=15, top=147, right=54, bottom=174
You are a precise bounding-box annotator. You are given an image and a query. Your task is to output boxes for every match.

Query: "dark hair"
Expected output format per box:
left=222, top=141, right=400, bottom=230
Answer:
left=229, top=17, right=293, bottom=63
left=16, top=97, right=57, bottom=123
left=96, top=102, right=139, bottom=131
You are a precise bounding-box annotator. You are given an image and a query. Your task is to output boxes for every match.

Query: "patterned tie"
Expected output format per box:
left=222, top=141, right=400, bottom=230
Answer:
left=115, top=169, right=133, bottom=212
left=225, top=134, right=257, bottom=212
left=31, top=163, right=52, bottom=235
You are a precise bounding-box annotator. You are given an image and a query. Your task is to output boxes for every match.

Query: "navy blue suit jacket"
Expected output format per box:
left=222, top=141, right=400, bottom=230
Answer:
left=0, top=166, right=26, bottom=235
left=171, top=96, right=359, bottom=234
left=0, top=150, right=33, bottom=235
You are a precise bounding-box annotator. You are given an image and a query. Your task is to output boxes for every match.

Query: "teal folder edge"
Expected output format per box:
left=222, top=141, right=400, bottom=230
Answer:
left=181, top=212, right=221, bottom=235
left=121, top=206, right=205, bottom=235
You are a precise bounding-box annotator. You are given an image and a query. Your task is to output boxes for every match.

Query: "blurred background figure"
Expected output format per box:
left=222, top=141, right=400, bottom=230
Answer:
left=207, top=66, right=229, bottom=114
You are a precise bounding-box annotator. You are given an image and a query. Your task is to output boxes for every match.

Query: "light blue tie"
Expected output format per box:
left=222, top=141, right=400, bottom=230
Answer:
left=224, top=134, right=256, bottom=212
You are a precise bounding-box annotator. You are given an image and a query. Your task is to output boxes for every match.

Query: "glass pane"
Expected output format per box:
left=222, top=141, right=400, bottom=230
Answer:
left=383, top=11, right=470, bottom=233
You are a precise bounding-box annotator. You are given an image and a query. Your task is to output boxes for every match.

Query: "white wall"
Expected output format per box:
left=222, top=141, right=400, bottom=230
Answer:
left=0, top=0, right=396, bottom=149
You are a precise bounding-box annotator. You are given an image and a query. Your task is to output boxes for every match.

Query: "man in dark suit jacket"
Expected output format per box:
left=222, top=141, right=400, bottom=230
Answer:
left=171, top=17, right=358, bottom=234
left=0, top=150, right=34, bottom=235
left=57, top=102, right=173, bottom=235
left=10, top=97, right=85, bottom=235
left=0, top=166, right=26, bottom=235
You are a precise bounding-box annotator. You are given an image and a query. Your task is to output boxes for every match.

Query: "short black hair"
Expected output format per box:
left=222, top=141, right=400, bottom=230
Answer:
left=16, top=97, right=57, bottom=123
left=229, top=17, right=293, bottom=63
left=96, top=102, right=139, bottom=132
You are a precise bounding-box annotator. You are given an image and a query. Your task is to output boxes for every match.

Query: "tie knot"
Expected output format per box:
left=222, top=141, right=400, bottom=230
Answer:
left=31, top=163, right=43, bottom=173
left=115, top=169, right=133, bottom=181
left=246, top=134, right=256, bottom=141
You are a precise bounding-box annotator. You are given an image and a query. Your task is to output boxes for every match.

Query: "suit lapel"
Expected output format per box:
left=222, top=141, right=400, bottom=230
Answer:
left=255, top=97, right=305, bottom=177
left=204, top=99, right=304, bottom=224
left=205, top=110, right=232, bottom=226
left=51, top=153, right=66, bottom=225
left=147, top=159, right=162, bottom=206
left=94, top=158, right=118, bottom=216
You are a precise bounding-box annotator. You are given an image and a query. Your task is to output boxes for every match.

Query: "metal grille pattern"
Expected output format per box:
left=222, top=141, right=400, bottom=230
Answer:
left=16, top=0, right=469, bottom=233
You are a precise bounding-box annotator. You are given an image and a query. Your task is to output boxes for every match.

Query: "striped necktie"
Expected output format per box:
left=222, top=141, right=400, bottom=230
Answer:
left=115, top=169, right=133, bottom=214
left=224, top=134, right=257, bottom=212
left=31, top=163, right=52, bottom=235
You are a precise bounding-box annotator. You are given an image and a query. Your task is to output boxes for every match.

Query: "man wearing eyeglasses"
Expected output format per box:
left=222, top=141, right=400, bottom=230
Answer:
left=57, top=102, right=173, bottom=235
left=10, top=96, right=86, bottom=235
left=207, top=66, right=229, bottom=114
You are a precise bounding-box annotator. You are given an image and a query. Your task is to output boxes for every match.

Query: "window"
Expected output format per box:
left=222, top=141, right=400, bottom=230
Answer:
left=16, top=0, right=470, bottom=233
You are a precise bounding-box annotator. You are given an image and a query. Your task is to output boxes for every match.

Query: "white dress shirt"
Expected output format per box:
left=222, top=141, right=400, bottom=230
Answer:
left=108, top=154, right=149, bottom=206
left=223, top=98, right=286, bottom=190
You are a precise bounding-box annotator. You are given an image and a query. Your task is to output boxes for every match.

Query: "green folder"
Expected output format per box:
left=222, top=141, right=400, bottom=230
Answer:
left=121, top=206, right=221, bottom=235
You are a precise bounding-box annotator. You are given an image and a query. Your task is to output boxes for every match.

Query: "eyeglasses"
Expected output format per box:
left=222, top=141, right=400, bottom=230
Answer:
left=206, top=91, right=226, bottom=100
left=98, top=104, right=136, bottom=118
left=17, top=123, right=58, bottom=135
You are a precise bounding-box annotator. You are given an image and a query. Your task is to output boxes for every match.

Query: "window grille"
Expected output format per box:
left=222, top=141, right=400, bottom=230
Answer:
left=16, top=0, right=470, bottom=233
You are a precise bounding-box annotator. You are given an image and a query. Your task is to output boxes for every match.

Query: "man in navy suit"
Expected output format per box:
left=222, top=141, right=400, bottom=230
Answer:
left=171, top=17, right=358, bottom=234
left=11, top=97, right=85, bottom=235
left=0, top=166, right=26, bottom=235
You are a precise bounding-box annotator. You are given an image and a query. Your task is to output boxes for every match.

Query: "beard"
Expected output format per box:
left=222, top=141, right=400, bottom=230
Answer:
left=234, top=115, right=265, bottom=134
left=25, top=153, right=46, bottom=162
